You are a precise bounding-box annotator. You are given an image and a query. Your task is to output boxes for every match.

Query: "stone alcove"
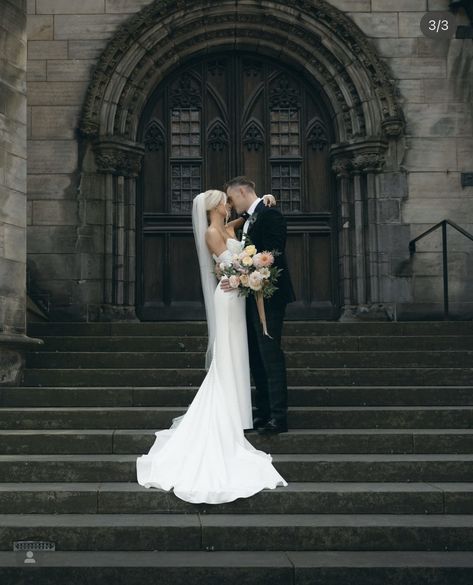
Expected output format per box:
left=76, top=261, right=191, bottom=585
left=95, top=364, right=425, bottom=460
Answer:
left=76, top=0, right=407, bottom=322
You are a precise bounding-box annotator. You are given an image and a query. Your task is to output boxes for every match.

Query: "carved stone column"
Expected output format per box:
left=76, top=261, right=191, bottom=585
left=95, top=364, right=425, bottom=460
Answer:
left=93, top=136, right=145, bottom=321
left=331, top=138, right=393, bottom=321
left=331, top=158, right=353, bottom=309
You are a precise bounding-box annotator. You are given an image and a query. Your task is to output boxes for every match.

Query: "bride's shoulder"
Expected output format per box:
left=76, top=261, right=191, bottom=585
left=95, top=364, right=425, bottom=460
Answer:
left=205, top=226, right=223, bottom=241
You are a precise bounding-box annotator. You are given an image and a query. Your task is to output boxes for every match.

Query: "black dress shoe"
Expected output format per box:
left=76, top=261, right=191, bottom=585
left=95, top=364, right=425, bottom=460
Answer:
left=252, top=417, right=268, bottom=431
left=257, top=418, right=288, bottom=435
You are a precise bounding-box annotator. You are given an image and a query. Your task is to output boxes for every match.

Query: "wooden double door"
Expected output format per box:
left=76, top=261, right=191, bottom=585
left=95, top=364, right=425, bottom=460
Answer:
left=137, top=52, right=339, bottom=320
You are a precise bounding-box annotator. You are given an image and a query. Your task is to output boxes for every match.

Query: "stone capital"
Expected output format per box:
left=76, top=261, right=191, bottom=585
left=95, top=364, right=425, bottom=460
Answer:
left=93, top=136, right=145, bottom=177
left=330, top=137, right=388, bottom=174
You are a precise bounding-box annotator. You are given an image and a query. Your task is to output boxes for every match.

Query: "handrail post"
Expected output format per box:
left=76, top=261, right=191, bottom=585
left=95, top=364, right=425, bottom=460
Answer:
left=442, top=220, right=449, bottom=320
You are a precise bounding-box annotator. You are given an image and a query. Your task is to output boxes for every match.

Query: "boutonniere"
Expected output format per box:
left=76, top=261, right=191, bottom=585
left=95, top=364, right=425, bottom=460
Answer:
left=248, top=212, right=259, bottom=228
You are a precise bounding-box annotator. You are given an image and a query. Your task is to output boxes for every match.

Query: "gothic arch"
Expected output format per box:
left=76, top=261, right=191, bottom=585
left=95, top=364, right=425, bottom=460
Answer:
left=77, top=0, right=407, bottom=321
left=79, top=0, right=405, bottom=143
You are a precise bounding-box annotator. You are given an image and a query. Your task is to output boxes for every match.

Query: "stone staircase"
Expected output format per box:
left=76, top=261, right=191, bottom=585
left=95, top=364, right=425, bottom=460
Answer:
left=1, top=320, right=473, bottom=583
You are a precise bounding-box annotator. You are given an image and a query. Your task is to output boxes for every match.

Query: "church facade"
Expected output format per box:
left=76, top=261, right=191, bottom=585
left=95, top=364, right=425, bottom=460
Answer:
left=1, top=0, right=472, bottom=379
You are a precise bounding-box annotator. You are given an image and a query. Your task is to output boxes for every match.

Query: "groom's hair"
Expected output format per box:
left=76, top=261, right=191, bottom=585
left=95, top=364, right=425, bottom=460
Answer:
left=223, top=176, right=256, bottom=192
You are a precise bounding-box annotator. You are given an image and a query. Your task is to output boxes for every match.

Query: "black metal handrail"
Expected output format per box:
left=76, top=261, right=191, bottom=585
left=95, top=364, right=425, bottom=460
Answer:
left=409, top=219, right=473, bottom=319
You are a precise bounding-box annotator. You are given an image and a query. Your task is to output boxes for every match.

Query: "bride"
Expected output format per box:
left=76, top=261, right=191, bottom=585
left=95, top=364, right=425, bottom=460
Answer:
left=136, top=189, right=288, bottom=504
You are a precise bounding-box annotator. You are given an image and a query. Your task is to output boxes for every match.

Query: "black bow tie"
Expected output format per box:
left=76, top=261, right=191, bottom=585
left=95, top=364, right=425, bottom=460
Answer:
left=240, top=211, right=250, bottom=220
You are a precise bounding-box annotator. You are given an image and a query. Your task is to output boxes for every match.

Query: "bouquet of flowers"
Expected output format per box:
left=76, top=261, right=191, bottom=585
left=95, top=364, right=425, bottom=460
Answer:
left=215, top=238, right=282, bottom=337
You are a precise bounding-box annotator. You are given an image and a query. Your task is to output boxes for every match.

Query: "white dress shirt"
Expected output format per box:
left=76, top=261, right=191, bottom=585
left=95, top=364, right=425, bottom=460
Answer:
left=243, top=197, right=262, bottom=238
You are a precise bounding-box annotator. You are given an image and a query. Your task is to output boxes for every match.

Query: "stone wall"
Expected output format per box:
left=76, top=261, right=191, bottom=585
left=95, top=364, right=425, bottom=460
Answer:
left=333, top=0, right=473, bottom=319
left=0, top=0, right=42, bottom=385
left=25, top=0, right=473, bottom=320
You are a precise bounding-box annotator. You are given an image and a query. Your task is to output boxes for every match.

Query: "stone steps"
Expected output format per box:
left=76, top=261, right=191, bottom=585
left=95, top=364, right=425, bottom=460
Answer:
left=31, top=334, right=473, bottom=351
left=2, top=385, right=473, bottom=407
left=0, top=428, right=472, bottom=454
left=2, top=513, right=473, bottom=551
left=21, top=367, right=473, bottom=386
left=25, top=350, right=473, bottom=369
left=3, top=320, right=471, bottom=580
left=1, top=551, right=473, bottom=585
left=26, top=321, right=473, bottom=336
left=0, top=481, right=471, bottom=515
left=1, top=405, right=472, bottom=429
left=1, top=453, right=473, bottom=482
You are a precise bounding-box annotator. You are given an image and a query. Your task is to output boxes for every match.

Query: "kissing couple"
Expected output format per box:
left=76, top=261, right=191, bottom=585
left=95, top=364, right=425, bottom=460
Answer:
left=136, top=176, right=296, bottom=504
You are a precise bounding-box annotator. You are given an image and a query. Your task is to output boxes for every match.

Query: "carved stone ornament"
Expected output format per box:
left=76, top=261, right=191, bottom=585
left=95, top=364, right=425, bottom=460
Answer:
left=243, top=120, right=265, bottom=152
left=78, top=0, right=405, bottom=146
left=331, top=157, right=352, bottom=178
left=93, top=137, right=145, bottom=177
left=352, top=153, right=385, bottom=173
left=208, top=120, right=229, bottom=151
left=381, top=115, right=405, bottom=138
left=144, top=120, right=165, bottom=151
left=307, top=119, right=329, bottom=150
left=330, top=137, right=388, bottom=175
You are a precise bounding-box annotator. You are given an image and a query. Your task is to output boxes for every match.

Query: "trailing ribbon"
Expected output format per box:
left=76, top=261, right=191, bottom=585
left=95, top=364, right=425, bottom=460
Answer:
left=256, top=292, right=273, bottom=339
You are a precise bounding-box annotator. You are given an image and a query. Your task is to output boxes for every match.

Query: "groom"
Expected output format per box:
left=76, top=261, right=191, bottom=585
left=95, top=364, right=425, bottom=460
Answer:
left=221, top=176, right=296, bottom=434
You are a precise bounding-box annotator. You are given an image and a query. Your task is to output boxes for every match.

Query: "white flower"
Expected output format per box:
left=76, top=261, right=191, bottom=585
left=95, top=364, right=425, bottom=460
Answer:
left=248, top=271, right=264, bottom=291
left=259, top=267, right=270, bottom=278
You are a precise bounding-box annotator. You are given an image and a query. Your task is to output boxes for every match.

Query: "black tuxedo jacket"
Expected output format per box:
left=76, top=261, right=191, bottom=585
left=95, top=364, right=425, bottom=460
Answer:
left=243, top=200, right=296, bottom=305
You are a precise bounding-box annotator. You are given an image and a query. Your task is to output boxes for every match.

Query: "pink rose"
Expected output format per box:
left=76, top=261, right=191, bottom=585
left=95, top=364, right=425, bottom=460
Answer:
left=228, top=275, right=241, bottom=288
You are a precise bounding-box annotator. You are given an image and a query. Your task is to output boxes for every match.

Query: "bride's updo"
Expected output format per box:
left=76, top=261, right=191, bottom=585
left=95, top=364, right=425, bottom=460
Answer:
left=203, top=189, right=227, bottom=210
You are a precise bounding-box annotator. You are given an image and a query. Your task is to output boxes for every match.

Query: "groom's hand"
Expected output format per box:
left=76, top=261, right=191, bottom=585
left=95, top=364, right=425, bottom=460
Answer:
left=220, top=277, right=232, bottom=293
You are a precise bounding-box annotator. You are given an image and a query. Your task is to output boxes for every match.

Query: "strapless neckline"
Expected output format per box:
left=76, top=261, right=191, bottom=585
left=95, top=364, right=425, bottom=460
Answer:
left=212, top=238, right=243, bottom=261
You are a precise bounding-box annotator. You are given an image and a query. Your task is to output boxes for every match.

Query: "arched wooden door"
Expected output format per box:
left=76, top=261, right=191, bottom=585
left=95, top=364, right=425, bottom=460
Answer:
left=137, top=52, right=339, bottom=320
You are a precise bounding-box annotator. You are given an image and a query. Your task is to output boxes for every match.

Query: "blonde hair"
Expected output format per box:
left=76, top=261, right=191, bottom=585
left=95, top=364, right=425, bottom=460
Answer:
left=203, top=189, right=227, bottom=211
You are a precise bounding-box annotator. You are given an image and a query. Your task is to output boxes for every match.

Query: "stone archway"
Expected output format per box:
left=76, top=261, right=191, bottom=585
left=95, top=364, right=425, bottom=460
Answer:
left=77, top=0, right=406, bottom=322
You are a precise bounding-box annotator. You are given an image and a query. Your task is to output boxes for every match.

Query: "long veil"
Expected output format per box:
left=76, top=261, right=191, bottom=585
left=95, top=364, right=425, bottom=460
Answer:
left=192, top=192, right=216, bottom=370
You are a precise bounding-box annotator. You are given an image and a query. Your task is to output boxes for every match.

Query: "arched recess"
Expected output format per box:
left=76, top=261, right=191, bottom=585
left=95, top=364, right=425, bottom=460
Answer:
left=76, top=0, right=406, bottom=322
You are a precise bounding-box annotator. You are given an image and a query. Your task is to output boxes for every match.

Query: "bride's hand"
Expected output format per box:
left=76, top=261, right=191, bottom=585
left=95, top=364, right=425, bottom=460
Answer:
left=262, top=193, right=277, bottom=207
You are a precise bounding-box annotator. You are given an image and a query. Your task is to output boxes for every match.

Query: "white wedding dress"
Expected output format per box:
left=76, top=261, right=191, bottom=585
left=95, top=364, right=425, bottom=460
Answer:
left=136, top=238, right=288, bottom=504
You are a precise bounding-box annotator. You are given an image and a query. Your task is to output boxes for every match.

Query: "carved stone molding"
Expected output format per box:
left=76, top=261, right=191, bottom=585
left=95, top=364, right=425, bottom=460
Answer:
left=352, top=153, right=385, bottom=173
left=78, top=0, right=405, bottom=145
left=330, top=137, right=388, bottom=175
left=331, top=157, right=352, bottom=178
left=93, top=136, right=145, bottom=177
left=381, top=115, right=405, bottom=138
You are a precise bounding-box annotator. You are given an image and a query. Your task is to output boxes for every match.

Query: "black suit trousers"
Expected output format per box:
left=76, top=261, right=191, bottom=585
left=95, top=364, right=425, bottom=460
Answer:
left=246, top=295, right=288, bottom=426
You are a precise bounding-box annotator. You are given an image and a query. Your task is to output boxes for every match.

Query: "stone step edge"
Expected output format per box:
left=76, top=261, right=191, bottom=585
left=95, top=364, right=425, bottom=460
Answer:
left=0, top=480, right=470, bottom=492
left=2, top=513, right=473, bottom=525
left=0, top=453, right=472, bottom=462
left=27, top=350, right=473, bottom=355
left=23, top=367, right=473, bottom=371
left=1, top=550, right=473, bottom=568
left=1, top=406, right=472, bottom=411
left=5, top=385, right=473, bottom=390
left=1, top=428, right=472, bottom=435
